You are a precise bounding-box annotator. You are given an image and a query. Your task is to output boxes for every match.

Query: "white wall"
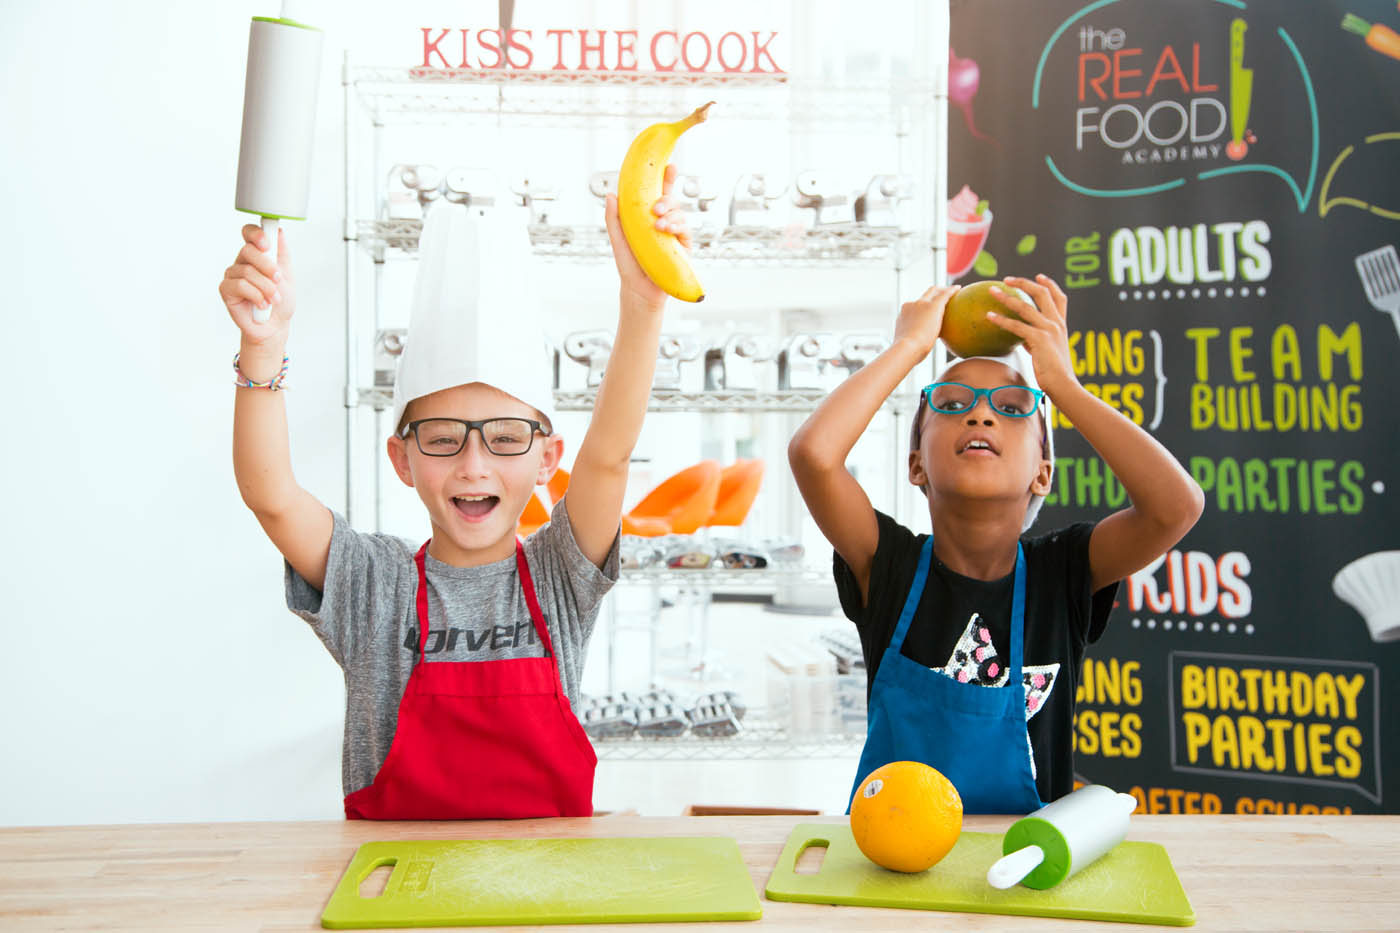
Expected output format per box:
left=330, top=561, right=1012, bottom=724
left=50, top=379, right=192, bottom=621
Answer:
left=3, top=1, right=357, bottom=826
left=0, top=0, right=932, bottom=826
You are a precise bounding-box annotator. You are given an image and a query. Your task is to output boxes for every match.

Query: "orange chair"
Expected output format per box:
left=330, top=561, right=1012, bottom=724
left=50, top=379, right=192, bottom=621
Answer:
left=622, top=460, right=722, bottom=537
left=518, top=468, right=570, bottom=538
left=708, top=459, right=765, bottom=527
left=516, top=491, right=551, bottom=537
left=546, top=466, right=570, bottom=505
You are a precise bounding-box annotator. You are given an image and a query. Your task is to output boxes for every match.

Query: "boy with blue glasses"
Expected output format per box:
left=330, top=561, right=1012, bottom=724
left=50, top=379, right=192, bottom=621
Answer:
left=788, top=275, right=1203, bottom=813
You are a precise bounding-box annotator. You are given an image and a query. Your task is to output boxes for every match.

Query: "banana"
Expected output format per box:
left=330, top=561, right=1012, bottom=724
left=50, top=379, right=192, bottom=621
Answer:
left=617, top=101, right=714, bottom=302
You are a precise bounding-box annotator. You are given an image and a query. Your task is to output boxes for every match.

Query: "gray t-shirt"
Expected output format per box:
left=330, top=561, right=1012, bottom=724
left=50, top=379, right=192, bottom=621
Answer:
left=286, top=498, right=619, bottom=796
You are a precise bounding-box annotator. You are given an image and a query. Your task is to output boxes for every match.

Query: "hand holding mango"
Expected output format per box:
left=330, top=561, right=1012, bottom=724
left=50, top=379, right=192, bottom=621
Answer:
left=939, top=279, right=1033, bottom=357
left=946, top=274, right=1078, bottom=400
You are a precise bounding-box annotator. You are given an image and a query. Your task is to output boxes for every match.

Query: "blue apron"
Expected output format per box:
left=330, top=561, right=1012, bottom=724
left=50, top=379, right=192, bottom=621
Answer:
left=848, top=536, right=1044, bottom=815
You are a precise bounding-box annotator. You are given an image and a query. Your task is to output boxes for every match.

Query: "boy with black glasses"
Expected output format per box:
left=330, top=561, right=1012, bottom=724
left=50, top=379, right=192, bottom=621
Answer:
left=788, top=275, right=1203, bottom=813
left=219, top=170, right=691, bottom=820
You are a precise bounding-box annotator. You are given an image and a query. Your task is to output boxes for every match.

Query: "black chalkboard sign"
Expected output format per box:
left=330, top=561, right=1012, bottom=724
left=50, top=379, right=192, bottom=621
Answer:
left=950, top=0, right=1400, bottom=813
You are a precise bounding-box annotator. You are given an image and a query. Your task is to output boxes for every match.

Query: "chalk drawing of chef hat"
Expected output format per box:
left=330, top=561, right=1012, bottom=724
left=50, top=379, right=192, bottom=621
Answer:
left=1333, top=551, right=1400, bottom=643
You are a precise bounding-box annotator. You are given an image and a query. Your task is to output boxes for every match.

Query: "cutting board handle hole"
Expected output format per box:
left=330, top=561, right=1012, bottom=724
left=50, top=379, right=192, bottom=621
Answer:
left=794, top=840, right=828, bottom=874
left=358, top=858, right=397, bottom=898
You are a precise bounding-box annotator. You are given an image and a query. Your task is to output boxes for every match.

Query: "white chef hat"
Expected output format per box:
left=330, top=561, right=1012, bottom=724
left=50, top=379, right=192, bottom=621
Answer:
left=912, top=344, right=1055, bottom=532
left=390, top=200, right=556, bottom=436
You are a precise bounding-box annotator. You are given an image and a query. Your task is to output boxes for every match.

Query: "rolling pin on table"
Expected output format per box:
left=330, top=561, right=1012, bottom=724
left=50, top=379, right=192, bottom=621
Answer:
left=1, top=814, right=1396, bottom=931
left=988, top=784, right=1142, bottom=889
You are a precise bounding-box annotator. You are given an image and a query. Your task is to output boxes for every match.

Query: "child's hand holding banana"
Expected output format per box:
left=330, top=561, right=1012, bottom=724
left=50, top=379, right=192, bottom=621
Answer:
left=605, top=163, right=693, bottom=311
left=606, top=102, right=714, bottom=307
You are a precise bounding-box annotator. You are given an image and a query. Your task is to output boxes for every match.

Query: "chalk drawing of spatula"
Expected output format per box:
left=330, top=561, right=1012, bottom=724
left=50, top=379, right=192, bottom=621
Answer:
left=1355, top=244, right=1400, bottom=341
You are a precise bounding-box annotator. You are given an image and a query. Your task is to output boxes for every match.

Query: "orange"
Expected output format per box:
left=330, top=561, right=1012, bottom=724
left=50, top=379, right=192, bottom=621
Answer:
left=940, top=279, right=1032, bottom=358
left=849, top=761, right=963, bottom=873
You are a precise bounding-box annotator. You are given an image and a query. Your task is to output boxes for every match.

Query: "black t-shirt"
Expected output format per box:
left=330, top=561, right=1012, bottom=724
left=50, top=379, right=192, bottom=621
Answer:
left=833, top=510, right=1119, bottom=803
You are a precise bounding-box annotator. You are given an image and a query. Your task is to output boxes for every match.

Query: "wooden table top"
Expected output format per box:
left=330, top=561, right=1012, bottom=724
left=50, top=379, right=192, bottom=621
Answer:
left=1, top=814, right=1396, bottom=931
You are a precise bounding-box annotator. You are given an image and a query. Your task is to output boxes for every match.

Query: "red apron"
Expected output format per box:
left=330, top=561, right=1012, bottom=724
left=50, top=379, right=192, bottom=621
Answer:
left=344, top=539, right=597, bottom=820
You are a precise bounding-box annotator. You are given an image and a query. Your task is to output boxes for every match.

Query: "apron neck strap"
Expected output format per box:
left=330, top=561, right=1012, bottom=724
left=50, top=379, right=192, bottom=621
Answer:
left=514, top=539, right=554, bottom=658
left=888, top=537, right=934, bottom=652
left=413, top=540, right=555, bottom=660
left=1008, top=542, right=1026, bottom=681
left=889, top=536, right=1027, bottom=682
left=414, top=542, right=431, bottom=659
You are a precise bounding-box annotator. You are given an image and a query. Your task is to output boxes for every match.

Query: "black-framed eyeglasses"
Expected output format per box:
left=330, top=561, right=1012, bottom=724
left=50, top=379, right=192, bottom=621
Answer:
left=921, top=382, right=1046, bottom=418
left=401, top=417, right=550, bottom=457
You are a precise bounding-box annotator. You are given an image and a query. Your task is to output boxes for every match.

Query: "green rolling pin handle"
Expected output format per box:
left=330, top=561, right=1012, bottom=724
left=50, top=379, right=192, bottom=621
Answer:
left=254, top=216, right=279, bottom=324
left=988, top=788, right=1139, bottom=890
left=986, top=844, right=1045, bottom=889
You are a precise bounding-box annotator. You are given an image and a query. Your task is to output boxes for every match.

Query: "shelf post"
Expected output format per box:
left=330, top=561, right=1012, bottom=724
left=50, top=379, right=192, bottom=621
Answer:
left=342, top=49, right=358, bottom=525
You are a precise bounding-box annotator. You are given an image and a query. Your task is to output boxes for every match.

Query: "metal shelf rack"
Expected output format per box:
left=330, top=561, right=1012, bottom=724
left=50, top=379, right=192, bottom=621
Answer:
left=616, top=565, right=831, bottom=588
left=591, top=718, right=863, bottom=761
left=356, top=386, right=914, bottom=415
left=356, top=218, right=923, bottom=267
left=345, top=64, right=933, bottom=128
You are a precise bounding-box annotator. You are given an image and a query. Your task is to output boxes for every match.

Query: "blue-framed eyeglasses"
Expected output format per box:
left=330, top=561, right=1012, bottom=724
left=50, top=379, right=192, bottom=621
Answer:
left=920, top=382, right=1046, bottom=418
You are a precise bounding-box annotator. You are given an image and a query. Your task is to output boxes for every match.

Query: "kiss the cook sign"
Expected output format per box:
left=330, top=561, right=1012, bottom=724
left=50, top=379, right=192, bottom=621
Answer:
left=418, top=27, right=785, bottom=74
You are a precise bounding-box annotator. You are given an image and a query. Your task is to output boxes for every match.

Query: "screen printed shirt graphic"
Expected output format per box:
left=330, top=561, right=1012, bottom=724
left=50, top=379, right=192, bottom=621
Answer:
left=938, top=612, right=1060, bottom=778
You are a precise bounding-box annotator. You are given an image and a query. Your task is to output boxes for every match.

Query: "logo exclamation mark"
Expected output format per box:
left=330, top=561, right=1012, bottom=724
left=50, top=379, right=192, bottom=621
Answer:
left=1227, top=18, right=1254, bottom=161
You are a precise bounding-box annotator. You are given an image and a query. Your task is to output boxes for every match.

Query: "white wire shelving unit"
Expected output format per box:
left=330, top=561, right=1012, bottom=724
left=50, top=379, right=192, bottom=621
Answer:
left=339, top=42, right=949, bottom=760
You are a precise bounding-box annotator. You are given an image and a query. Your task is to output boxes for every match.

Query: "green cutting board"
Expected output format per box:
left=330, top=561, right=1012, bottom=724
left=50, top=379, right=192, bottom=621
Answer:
left=321, top=836, right=762, bottom=928
left=765, top=824, right=1194, bottom=926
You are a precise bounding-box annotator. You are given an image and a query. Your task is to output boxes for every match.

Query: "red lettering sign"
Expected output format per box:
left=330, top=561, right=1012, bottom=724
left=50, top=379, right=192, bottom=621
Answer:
left=1078, top=42, right=1218, bottom=102
left=415, top=26, right=785, bottom=74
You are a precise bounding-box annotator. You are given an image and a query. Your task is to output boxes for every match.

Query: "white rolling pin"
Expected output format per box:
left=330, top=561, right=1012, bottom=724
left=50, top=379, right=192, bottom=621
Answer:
left=986, top=784, right=1138, bottom=890
left=234, top=4, right=324, bottom=322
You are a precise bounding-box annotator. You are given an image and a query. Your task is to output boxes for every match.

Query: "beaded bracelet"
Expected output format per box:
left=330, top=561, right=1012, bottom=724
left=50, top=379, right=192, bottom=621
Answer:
left=233, top=352, right=289, bottom=391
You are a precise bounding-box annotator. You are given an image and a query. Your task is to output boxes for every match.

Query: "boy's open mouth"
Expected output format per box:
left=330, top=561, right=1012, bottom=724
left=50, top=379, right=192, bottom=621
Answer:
left=452, top=494, right=500, bottom=520
left=958, top=438, right=999, bottom=456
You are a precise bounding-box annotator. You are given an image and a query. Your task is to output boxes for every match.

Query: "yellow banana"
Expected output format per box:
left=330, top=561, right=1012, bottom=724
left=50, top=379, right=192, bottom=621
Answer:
left=617, top=102, right=713, bottom=302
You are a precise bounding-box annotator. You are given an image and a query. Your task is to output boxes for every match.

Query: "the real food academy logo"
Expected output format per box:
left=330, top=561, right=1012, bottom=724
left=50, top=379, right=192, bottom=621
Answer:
left=1071, top=21, right=1232, bottom=166
left=1034, top=4, right=1318, bottom=209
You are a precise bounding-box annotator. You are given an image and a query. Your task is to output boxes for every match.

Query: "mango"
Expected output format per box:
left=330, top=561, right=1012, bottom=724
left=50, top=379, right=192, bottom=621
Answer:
left=940, top=280, right=1032, bottom=358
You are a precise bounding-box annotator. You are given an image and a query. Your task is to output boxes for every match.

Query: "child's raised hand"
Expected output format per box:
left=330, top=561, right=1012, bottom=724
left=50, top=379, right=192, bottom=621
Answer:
left=893, top=284, right=961, bottom=355
left=219, top=224, right=296, bottom=343
left=603, top=163, right=690, bottom=310
left=986, top=274, right=1076, bottom=395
